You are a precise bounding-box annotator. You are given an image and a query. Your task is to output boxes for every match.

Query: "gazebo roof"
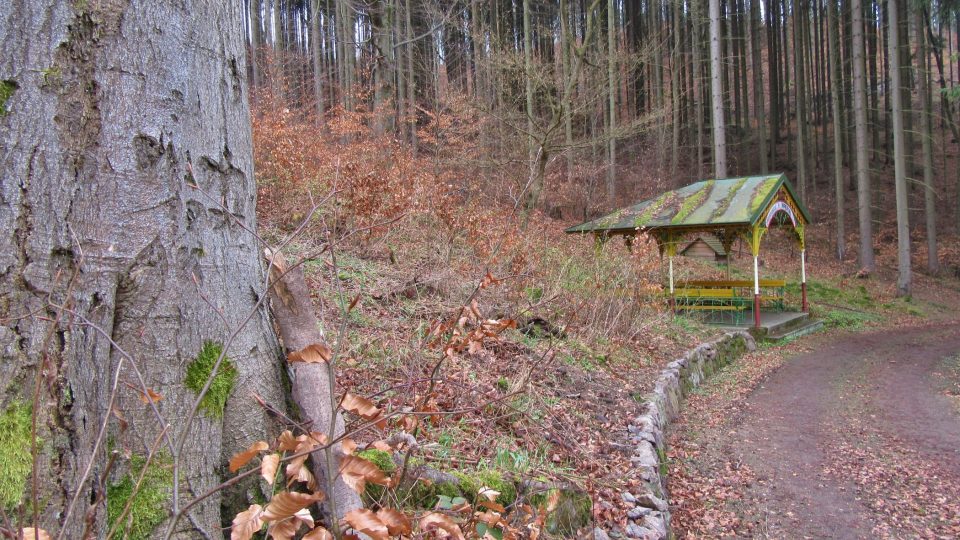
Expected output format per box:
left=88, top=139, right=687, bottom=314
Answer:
left=565, top=173, right=811, bottom=236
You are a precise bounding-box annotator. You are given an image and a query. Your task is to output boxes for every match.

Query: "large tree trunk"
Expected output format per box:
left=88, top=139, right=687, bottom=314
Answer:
left=0, top=1, right=287, bottom=537
left=709, top=0, right=727, bottom=178
left=916, top=7, right=938, bottom=275
left=888, top=0, right=911, bottom=296
left=829, top=0, right=846, bottom=260
left=311, top=0, right=326, bottom=124
left=607, top=0, right=617, bottom=200
left=852, top=0, right=876, bottom=272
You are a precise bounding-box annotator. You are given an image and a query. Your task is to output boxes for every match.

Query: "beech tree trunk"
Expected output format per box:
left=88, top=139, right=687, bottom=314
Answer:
left=0, top=1, right=287, bottom=537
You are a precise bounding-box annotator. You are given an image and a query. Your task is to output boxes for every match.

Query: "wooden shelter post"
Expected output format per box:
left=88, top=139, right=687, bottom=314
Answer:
left=799, top=226, right=808, bottom=312
left=750, top=225, right=766, bottom=328
left=666, top=236, right=678, bottom=312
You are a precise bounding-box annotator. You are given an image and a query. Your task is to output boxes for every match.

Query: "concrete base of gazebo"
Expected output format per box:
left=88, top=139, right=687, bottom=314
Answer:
left=710, top=310, right=823, bottom=341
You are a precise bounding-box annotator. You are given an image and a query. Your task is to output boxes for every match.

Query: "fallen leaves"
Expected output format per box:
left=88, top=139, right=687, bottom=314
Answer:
left=419, top=512, right=466, bottom=540
left=288, top=343, right=333, bottom=363
left=20, top=529, right=50, bottom=540
left=262, top=491, right=325, bottom=522
left=339, top=454, right=391, bottom=493
left=343, top=508, right=389, bottom=540
left=231, top=505, right=264, bottom=540
left=376, top=508, right=413, bottom=536
left=261, top=452, right=280, bottom=484
left=230, top=440, right=270, bottom=473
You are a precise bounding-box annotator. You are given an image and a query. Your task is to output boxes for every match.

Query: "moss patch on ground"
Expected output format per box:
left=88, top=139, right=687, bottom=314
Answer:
left=357, top=448, right=396, bottom=473
left=453, top=469, right=517, bottom=507
left=0, top=401, right=33, bottom=508
left=529, top=489, right=593, bottom=536
left=106, top=453, right=173, bottom=539
left=184, top=341, right=237, bottom=418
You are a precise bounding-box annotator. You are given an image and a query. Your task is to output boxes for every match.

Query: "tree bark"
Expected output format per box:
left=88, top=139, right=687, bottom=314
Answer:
left=916, top=7, right=938, bottom=274
left=0, top=1, right=287, bottom=536
left=250, top=0, right=263, bottom=90
left=794, top=0, right=808, bottom=200
left=852, top=0, right=876, bottom=272
left=887, top=0, right=911, bottom=295
left=311, top=0, right=326, bottom=124
left=607, top=0, right=617, bottom=200
left=265, top=260, right=362, bottom=524
left=522, top=0, right=538, bottom=210
left=709, top=0, right=727, bottom=178
left=829, top=0, right=846, bottom=260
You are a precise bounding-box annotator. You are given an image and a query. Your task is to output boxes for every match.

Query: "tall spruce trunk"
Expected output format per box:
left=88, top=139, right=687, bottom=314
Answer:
left=250, top=0, right=263, bottom=90
left=311, top=0, right=326, bottom=124
left=888, top=0, right=912, bottom=295
left=916, top=7, right=938, bottom=274
left=794, top=0, right=808, bottom=200
left=852, top=0, right=876, bottom=272
left=693, top=0, right=705, bottom=178
left=0, top=1, right=289, bottom=536
left=709, top=0, right=727, bottom=178
left=829, top=0, right=846, bottom=259
left=607, top=0, right=617, bottom=201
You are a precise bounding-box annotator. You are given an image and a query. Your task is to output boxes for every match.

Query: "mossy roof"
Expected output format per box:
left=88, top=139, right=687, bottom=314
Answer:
left=564, top=173, right=811, bottom=235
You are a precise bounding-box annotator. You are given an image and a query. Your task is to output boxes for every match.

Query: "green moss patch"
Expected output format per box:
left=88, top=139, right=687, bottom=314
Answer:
left=0, top=80, right=16, bottom=116
left=528, top=489, right=593, bottom=536
left=0, top=401, right=33, bottom=508
left=107, top=454, right=173, bottom=539
left=184, top=341, right=237, bottom=418
left=747, top=176, right=782, bottom=217
left=672, top=180, right=713, bottom=224
left=711, top=177, right=747, bottom=219
left=453, top=469, right=517, bottom=507
left=634, top=193, right=670, bottom=228
left=357, top=449, right=396, bottom=473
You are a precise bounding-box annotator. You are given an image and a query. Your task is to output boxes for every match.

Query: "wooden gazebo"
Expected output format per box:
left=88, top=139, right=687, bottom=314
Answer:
left=565, top=174, right=812, bottom=328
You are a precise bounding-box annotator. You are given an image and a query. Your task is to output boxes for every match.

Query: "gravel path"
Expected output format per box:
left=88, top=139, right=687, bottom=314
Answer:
left=670, top=322, right=960, bottom=538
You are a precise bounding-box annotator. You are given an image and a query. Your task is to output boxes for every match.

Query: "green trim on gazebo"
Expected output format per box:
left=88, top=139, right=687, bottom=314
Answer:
left=564, top=173, right=811, bottom=236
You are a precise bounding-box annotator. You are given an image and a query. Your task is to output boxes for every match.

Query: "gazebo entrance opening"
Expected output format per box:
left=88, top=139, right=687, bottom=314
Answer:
left=565, top=174, right=812, bottom=329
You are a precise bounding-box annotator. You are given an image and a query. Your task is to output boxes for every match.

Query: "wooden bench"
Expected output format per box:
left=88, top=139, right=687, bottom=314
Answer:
left=672, top=288, right=747, bottom=324
left=676, top=279, right=786, bottom=310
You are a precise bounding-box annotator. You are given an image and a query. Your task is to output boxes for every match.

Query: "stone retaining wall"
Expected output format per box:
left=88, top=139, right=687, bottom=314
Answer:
left=596, top=331, right=756, bottom=540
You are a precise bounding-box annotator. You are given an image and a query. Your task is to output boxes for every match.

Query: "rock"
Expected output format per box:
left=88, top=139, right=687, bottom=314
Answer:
left=624, top=523, right=656, bottom=539
left=620, top=491, right=637, bottom=504
left=627, top=506, right=651, bottom=520
left=594, top=528, right=611, bottom=540
left=635, top=492, right=668, bottom=512
left=632, top=441, right=659, bottom=468
left=641, top=513, right=668, bottom=538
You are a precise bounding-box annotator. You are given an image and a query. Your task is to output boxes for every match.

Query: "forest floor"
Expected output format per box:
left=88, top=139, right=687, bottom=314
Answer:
left=668, top=293, right=960, bottom=538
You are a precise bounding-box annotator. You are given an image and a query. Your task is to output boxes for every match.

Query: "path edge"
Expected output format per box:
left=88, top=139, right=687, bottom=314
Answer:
left=597, top=331, right=756, bottom=540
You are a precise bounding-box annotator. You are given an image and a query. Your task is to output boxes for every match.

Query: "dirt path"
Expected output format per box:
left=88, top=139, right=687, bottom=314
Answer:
left=668, top=323, right=960, bottom=539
